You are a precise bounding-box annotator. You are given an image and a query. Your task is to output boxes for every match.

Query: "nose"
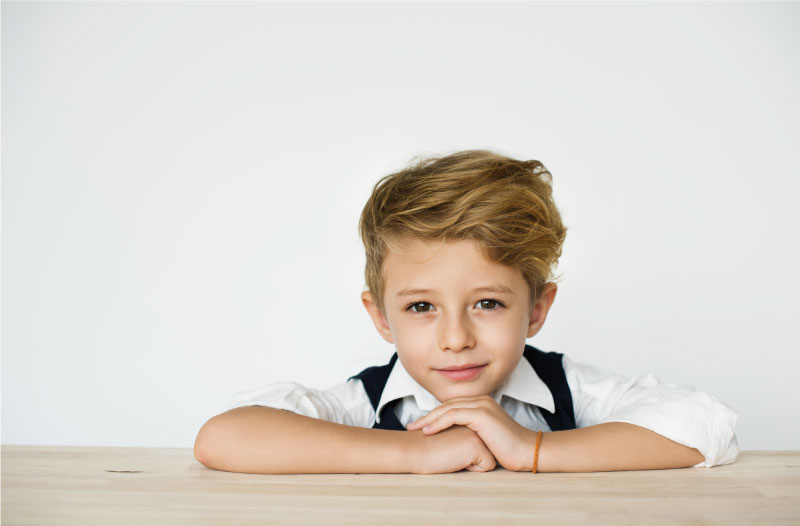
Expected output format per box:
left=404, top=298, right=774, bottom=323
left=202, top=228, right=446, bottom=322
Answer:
left=438, top=310, right=476, bottom=352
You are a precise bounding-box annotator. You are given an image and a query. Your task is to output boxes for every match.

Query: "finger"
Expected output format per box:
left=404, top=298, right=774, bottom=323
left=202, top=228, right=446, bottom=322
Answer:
left=413, top=407, right=453, bottom=433
left=407, top=404, right=452, bottom=429
left=466, top=451, right=497, bottom=472
left=407, top=399, right=488, bottom=429
left=465, top=461, right=496, bottom=473
left=420, top=407, right=486, bottom=435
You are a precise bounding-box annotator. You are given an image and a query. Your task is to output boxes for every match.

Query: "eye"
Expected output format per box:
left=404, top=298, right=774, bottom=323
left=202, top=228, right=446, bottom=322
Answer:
left=476, top=299, right=503, bottom=310
left=406, top=301, right=433, bottom=313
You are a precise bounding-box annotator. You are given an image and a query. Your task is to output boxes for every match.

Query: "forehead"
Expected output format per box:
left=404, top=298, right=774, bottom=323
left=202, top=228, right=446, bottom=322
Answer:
left=382, top=237, right=524, bottom=292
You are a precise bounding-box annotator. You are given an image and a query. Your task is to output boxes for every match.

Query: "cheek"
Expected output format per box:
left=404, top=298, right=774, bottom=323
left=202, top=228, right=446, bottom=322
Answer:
left=481, top=313, right=527, bottom=340
left=511, top=309, right=533, bottom=337
left=393, top=320, right=439, bottom=370
left=394, top=333, right=430, bottom=377
left=391, top=317, right=425, bottom=350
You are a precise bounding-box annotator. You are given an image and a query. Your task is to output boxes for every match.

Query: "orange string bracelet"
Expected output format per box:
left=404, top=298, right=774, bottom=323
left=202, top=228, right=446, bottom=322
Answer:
left=532, top=430, right=543, bottom=473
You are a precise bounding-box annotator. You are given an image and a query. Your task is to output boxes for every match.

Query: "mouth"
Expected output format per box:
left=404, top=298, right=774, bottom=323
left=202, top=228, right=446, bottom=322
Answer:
left=438, top=363, right=485, bottom=371
left=436, top=364, right=487, bottom=381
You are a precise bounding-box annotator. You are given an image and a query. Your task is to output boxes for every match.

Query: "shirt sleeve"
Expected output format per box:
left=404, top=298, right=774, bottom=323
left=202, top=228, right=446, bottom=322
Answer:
left=562, top=354, right=740, bottom=468
left=226, top=378, right=376, bottom=428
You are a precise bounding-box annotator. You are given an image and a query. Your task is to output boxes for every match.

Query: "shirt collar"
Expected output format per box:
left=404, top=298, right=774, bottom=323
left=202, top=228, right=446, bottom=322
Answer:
left=374, top=352, right=556, bottom=425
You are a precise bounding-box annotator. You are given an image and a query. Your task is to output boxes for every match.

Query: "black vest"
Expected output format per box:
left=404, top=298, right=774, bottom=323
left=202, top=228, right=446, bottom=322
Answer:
left=347, top=344, right=576, bottom=432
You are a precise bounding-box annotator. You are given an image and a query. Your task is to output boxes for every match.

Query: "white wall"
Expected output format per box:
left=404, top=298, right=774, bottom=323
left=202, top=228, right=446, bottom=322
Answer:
left=3, top=1, right=798, bottom=449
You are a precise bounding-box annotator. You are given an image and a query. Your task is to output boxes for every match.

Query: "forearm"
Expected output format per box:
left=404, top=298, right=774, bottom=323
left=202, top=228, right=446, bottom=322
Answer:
left=527, top=422, right=705, bottom=472
left=195, top=405, right=416, bottom=474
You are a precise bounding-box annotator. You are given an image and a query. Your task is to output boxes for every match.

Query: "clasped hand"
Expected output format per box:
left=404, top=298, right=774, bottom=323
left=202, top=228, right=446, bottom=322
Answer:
left=406, top=395, right=538, bottom=472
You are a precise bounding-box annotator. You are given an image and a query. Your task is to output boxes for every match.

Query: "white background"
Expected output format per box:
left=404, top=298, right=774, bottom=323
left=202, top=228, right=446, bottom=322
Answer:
left=3, top=1, right=798, bottom=449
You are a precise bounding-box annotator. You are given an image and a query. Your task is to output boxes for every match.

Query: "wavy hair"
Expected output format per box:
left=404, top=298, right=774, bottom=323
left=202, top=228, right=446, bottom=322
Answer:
left=359, top=149, right=567, bottom=314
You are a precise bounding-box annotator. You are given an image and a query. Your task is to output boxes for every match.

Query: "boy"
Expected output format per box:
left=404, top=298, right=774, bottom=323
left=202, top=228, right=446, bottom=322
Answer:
left=194, top=150, right=739, bottom=474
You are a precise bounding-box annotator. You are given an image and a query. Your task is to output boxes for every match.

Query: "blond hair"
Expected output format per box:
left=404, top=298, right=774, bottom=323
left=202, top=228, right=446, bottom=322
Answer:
left=359, top=149, right=567, bottom=314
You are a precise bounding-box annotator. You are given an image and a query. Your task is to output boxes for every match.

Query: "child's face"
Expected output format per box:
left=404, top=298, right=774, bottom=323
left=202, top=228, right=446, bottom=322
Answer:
left=361, top=236, right=557, bottom=404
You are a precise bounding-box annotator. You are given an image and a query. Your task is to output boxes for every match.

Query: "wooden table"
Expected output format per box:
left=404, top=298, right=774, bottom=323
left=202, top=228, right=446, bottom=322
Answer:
left=2, top=445, right=798, bottom=525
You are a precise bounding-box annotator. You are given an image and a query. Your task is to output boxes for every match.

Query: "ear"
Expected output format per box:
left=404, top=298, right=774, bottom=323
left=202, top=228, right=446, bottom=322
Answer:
left=527, top=283, right=558, bottom=339
left=361, top=291, right=394, bottom=344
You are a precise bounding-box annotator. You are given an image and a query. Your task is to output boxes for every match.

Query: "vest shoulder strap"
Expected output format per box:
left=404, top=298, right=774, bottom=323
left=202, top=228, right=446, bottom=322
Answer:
left=522, top=344, right=576, bottom=431
left=347, top=353, right=405, bottom=430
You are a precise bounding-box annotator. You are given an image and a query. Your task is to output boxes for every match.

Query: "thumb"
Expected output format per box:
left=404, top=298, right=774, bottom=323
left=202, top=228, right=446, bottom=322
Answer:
left=465, top=459, right=496, bottom=472
left=466, top=449, right=497, bottom=472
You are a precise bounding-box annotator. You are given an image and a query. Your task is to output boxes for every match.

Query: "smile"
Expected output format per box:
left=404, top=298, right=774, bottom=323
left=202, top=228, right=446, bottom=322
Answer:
left=436, top=365, right=487, bottom=381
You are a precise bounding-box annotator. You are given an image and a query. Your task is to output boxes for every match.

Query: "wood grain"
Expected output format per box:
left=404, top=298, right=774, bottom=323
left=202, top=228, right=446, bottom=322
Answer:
left=2, top=446, right=798, bottom=525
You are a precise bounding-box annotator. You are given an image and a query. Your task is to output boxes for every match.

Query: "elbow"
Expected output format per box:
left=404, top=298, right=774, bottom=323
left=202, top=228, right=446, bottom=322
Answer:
left=194, top=416, right=222, bottom=469
left=194, top=433, right=209, bottom=467
left=194, top=420, right=210, bottom=467
left=194, top=406, right=283, bottom=473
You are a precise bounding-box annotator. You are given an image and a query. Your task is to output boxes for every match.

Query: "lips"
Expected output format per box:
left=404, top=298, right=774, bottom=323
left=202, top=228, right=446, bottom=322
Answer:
left=436, top=364, right=487, bottom=381
left=438, top=363, right=485, bottom=371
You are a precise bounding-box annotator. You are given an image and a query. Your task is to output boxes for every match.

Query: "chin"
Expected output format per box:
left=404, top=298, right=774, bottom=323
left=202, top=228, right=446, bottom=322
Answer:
left=438, top=385, right=488, bottom=402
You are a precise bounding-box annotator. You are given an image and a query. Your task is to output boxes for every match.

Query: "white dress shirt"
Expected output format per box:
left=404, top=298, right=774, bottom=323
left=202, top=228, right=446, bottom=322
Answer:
left=227, top=353, right=740, bottom=468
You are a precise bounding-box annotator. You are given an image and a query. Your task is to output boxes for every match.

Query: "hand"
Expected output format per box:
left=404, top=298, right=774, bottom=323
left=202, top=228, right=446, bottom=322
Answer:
left=407, top=425, right=497, bottom=474
left=406, top=395, right=539, bottom=472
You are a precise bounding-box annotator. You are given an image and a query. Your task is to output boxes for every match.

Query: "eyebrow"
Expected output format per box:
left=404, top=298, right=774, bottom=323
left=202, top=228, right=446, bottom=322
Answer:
left=395, top=285, right=515, bottom=297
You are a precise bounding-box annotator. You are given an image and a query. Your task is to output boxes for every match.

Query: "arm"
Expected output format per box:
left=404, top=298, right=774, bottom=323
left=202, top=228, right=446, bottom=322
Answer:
left=524, top=422, right=705, bottom=472
left=194, top=405, right=417, bottom=474
left=195, top=405, right=497, bottom=474
left=564, top=355, right=740, bottom=468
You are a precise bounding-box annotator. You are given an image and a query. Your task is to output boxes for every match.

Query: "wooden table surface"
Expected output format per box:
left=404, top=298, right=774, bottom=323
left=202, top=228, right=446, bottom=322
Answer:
left=2, top=445, right=799, bottom=525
